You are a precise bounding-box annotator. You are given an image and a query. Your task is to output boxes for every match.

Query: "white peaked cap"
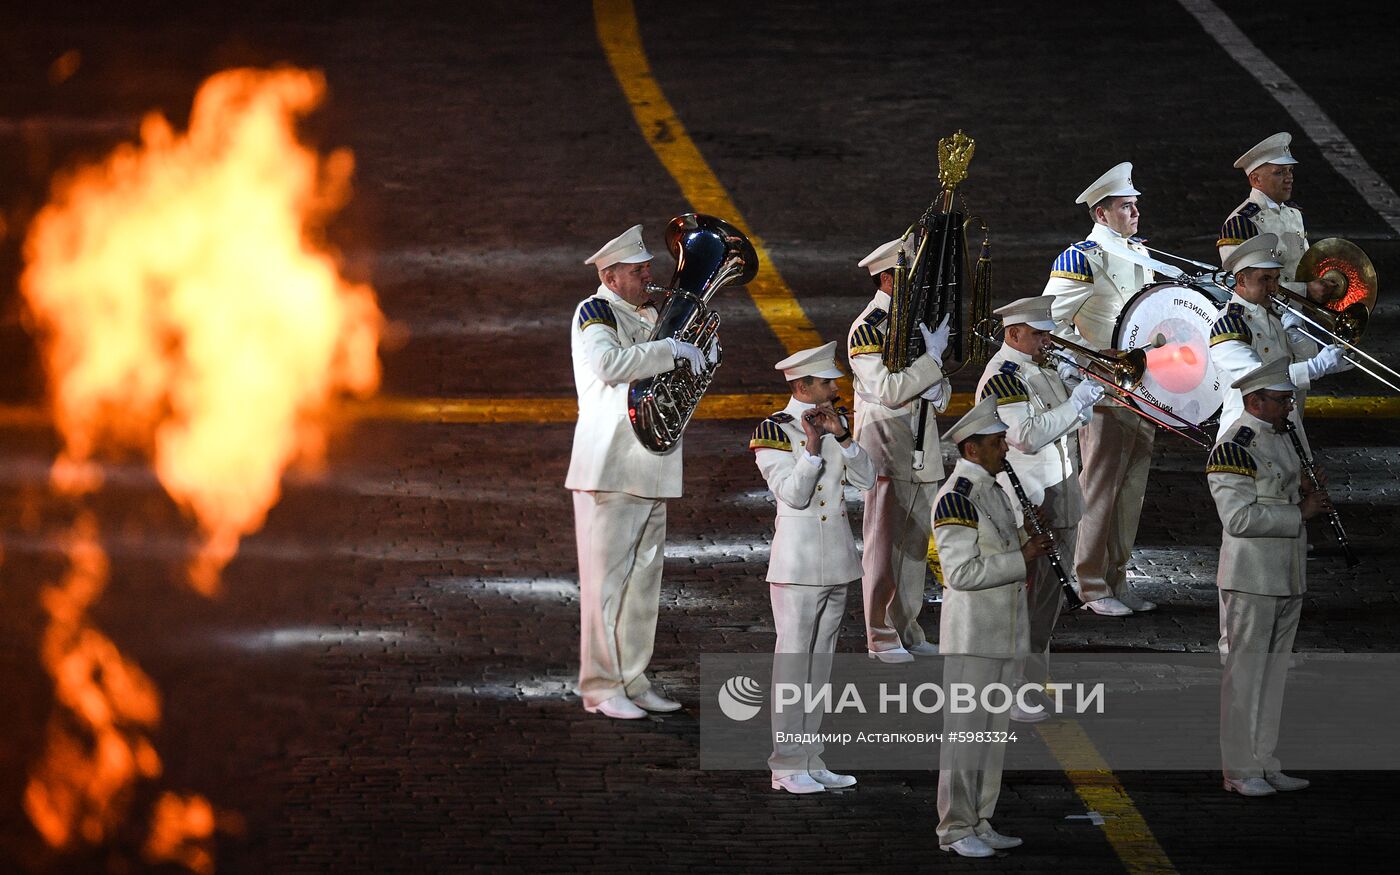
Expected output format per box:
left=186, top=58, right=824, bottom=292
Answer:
left=584, top=224, right=653, bottom=268
left=1233, top=356, right=1297, bottom=395
left=1076, top=161, right=1140, bottom=206
left=1235, top=132, right=1298, bottom=174
left=947, top=394, right=1008, bottom=444
left=858, top=236, right=910, bottom=276
left=994, top=295, right=1057, bottom=330
left=776, top=341, right=845, bottom=381
left=1223, top=233, right=1284, bottom=273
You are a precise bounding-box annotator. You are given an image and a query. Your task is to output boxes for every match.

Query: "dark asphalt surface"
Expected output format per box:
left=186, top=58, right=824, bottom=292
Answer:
left=2, top=2, right=1399, bottom=872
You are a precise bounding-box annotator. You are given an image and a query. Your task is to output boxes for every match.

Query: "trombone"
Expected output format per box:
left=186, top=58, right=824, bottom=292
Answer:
left=973, top=318, right=1213, bottom=448
left=1263, top=237, right=1399, bottom=393
left=1266, top=288, right=1400, bottom=394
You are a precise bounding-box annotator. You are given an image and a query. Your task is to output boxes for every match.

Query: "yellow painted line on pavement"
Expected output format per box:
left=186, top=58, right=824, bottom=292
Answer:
left=345, top=392, right=1399, bottom=424
left=592, top=0, right=823, bottom=356
left=6, top=394, right=1398, bottom=429
left=1038, top=721, right=1177, bottom=874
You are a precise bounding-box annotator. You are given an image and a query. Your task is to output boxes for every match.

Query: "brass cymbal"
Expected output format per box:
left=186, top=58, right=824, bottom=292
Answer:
left=1296, top=237, right=1379, bottom=313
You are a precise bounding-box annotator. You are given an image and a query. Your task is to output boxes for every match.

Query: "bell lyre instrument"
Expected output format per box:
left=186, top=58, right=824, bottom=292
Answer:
left=883, top=130, right=992, bottom=469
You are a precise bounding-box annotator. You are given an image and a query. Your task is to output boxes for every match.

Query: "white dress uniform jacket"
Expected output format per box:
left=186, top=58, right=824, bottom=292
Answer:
left=1207, top=413, right=1306, bottom=597
left=751, top=398, right=876, bottom=586
left=1218, top=189, right=1309, bottom=288
left=566, top=285, right=682, bottom=498
left=1043, top=223, right=1157, bottom=353
left=975, top=346, right=1086, bottom=522
left=847, top=291, right=950, bottom=482
left=1208, top=294, right=1319, bottom=450
left=932, top=459, right=1030, bottom=657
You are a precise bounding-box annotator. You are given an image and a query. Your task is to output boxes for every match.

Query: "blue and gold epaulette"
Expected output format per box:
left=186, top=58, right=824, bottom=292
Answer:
left=577, top=298, right=617, bottom=331
left=1050, top=244, right=1093, bottom=282
left=1206, top=440, right=1257, bottom=478
left=864, top=307, right=888, bottom=326
left=849, top=322, right=884, bottom=357
left=1233, top=425, right=1254, bottom=447
left=981, top=372, right=1029, bottom=406
left=1239, top=202, right=1261, bottom=218
left=934, top=491, right=979, bottom=529
left=1210, top=311, right=1252, bottom=347
left=1217, top=214, right=1259, bottom=248
left=770, top=412, right=794, bottom=423
left=749, top=417, right=792, bottom=451
left=952, top=476, right=973, bottom=496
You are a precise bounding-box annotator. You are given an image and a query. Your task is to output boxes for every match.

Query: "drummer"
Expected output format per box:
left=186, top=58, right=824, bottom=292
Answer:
left=1043, top=162, right=1158, bottom=618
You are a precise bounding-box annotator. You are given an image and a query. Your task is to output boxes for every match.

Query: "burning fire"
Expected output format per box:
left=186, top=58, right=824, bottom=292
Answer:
left=21, top=65, right=382, bottom=593
left=19, top=66, right=382, bottom=868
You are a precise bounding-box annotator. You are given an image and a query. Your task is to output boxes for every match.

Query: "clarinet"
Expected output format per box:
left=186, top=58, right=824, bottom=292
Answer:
left=1283, top=420, right=1359, bottom=567
left=1002, top=460, right=1080, bottom=610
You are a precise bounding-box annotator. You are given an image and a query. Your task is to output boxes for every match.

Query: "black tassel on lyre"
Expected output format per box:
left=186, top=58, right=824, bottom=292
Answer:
left=967, top=231, right=993, bottom=367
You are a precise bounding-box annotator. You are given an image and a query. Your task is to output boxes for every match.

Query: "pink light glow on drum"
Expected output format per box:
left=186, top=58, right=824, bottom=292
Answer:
left=1145, top=318, right=1209, bottom=394
left=1113, top=283, right=1223, bottom=426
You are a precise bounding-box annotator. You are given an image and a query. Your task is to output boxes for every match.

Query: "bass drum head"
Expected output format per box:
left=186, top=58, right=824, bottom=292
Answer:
left=1112, top=283, right=1224, bottom=426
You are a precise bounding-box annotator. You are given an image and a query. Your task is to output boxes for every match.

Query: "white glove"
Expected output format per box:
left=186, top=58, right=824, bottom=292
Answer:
left=669, top=338, right=706, bottom=372
left=1306, top=344, right=1354, bottom=380
left=705, top=337, right=721, bottom=366
left=1054, top=357, right=1084, bottom=386
left=919, top=382, right=945, bottom=404
left=1280, top=308, right=1305, bottom=331
left=918, top=314, right=952, bottom=365
left=1070, top=380, right=1105, bottom=413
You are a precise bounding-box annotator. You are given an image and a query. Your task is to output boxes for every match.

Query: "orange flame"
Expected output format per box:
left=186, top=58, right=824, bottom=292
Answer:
left=23, top=512, right=163, bottom=849
left=19, top=66, right=382, bottom=869
left=21, top=66, right=383, bottom=593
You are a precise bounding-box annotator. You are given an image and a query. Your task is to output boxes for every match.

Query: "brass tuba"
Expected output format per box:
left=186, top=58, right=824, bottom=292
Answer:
left=628, top=213, right=758, bottom=452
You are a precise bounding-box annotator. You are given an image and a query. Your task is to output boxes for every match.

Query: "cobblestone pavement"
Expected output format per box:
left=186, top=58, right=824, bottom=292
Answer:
left=2, top=1, right=1399, bottom=872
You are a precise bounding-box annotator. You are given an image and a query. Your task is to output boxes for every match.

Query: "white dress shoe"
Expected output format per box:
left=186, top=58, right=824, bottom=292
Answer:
left=1009, top=701, right=1048, bottom=723
left=631, top=689, right=682, bottom=712
left=975, top=827, right=1023, bottom=850
left=808, top=769, right=856, bottom=788
left=1118, top=592, right=1157, bottom=612
left=1265, top=771, right=1310, bottom=791
left=1222, top=776, right=1276, bottom=797
left=906, top=641, right=940, bottom=656
left=584, top=695, right=647, bottom=720
left=940, top=835, right=995, bottom=858
left=867, top=647, right=915, bottom=664
left=1085, top=596, right=1133, bottom=617
left=771, top=774, right=825, bottom=794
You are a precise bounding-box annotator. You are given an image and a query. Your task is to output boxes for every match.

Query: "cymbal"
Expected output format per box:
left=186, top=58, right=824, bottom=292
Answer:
left=1296, top=237, right=1378, bottom=312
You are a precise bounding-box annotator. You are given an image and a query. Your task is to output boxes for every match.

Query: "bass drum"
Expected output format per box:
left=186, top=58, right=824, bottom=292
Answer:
left=1112, top=283, right=1225, bottom=427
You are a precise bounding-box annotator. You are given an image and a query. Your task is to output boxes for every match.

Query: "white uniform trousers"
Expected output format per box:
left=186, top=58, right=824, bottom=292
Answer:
left=1220, top=590, right=1303, bottom=779
left=861, top=477, right=937, bottom=651
left=768, top=582, right=848, bottom=777
left=573, top=490, right=666, bottom=708
left=1074, top=407, right=1155, bottom=601
left=1020, top=521, right=1076, bottom=687
left=937, top=655, right=1014, bottom=844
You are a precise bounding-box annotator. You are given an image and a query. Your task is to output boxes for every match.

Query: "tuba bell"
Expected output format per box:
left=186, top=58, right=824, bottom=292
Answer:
left=628, top=213, right=758, bottom=452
